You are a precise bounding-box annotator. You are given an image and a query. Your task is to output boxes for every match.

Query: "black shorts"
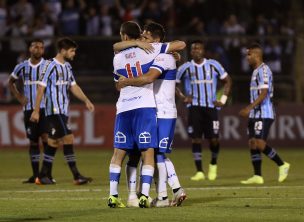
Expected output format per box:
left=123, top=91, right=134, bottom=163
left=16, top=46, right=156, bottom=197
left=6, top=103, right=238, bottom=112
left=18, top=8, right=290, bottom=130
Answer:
left=24, top=109, right=47, bottom=141
left=187, top=106, right=219, bottom=139
left=248, top=118, right=274, bottom=140
left=46, top=114, right=72, bottom=139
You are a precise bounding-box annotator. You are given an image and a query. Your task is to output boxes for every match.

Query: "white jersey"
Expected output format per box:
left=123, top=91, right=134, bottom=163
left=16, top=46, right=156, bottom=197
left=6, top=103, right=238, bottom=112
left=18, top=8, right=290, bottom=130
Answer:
left=113, top=43, right=169, bottom=114
left=150, top=53, right=177, bottom=118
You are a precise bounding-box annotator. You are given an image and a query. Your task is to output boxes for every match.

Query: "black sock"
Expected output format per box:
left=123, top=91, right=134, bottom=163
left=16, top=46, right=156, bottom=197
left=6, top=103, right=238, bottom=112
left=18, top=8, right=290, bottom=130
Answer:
left=192, top=143, right=202, bottom=172
left=42, top=142, right=53, bottom=178
left=63, top=144, right=80, bottom=179
left=209, top=143, right=220, bottom=165
left=262, top=145, right=284, bottom=166
left=29, top=144, right=40, bottom=177
left=40, top=145, right=57, bottom=178
left=250, top=149, right=262, bottom=176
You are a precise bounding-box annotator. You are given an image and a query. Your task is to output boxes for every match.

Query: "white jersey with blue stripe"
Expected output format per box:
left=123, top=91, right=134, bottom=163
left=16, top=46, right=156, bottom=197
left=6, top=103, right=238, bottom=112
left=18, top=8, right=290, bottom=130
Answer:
left=150, top=53, right=177, bottom=118
left=249, top=63, right=275, bottom=119
left=113, top=42, right=169, bottom=114
left=10, top=58, right=46, bottom=111
left=176, top=59, right=228, bottom=108
left=38, top=58, right=76, bottom=116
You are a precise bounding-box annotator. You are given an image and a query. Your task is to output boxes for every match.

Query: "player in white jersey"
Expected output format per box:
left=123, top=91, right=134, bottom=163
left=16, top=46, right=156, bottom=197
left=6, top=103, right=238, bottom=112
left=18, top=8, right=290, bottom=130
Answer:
left=239, top=43, right=290, bottom=184
left=108, top=21, right=186, bottom=208
left=116, top=22, right=186, bottom=207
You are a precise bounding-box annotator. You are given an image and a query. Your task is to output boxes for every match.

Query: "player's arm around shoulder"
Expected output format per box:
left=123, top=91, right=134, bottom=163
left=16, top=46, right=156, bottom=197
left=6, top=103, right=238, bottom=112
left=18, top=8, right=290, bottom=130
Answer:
left=70, top=84, right=95, bottom=112
left=117, top=68, right=160, bottom=89
left=167, top=40, right=186, bottom=53
left=113, top=40, right=154, bottom=54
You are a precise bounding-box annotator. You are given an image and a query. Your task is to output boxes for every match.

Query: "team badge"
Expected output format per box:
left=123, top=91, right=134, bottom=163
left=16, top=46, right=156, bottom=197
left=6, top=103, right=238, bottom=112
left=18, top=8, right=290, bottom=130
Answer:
left=139, top=132, right=151, bottom=144
left=115, top=131, right=126, bottom=143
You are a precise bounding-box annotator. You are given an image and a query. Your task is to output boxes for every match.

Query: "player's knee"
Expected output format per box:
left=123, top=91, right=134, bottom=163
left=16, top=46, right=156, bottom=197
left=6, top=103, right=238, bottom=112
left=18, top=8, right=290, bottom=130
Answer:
left=192, top=138, right=202, bottom=144
left=63, top=134, right=74, bottom=144
left=48, top=138, right=59, bottom=148
left=248, top=139, right=256, bottom=149
left=30, top=139, right=39, bottom=146
left=255, top=139, right=266, bottom=150
left=41, top=133, right=48, bottom=143
left=209, top=138, right=219, bottom=147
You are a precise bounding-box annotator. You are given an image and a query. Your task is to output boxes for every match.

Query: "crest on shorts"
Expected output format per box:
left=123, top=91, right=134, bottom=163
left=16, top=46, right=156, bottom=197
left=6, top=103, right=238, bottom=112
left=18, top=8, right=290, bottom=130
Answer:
left=26, top=127, right=31, bottom=135
left=51, top=128, right=56, bottom=135
left=115, top=131, right=126, bottom=143
left=159, top=137, right=169, bottom=149
left=139, top=132, right=151, bottom=144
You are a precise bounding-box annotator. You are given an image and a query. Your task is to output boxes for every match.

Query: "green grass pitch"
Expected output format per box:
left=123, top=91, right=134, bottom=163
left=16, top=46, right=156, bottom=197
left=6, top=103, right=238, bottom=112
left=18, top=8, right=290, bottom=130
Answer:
left=0, top=148, right=303, bottom=222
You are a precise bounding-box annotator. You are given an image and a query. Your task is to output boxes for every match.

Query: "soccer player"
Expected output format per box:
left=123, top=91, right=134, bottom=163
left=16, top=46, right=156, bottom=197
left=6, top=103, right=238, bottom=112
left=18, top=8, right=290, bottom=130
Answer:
left=176, top=40, right=232, bottom=181
left=108, top=21, right=185, bottom=208
left=8, top=39, right=48, bottom=183
left=239, top=43, right=290, bottom=184
left=30, top=37, right=94, bottom=185
left=116, top=22, right=187, bottom=207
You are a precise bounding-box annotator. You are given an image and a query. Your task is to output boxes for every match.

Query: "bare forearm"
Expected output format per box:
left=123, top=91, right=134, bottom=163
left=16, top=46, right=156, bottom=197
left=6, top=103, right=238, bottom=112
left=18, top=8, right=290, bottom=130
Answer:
left=247, top=90, right=267, bottom=109
left=34, top=86, right=45, bottom=111
left=114, top=41, right=137, bottom=52
left=222, top=76, right=232, bottom=96
left=9, top=81, right=22, bottom=100
left=71, top=85, right=89, bottom=103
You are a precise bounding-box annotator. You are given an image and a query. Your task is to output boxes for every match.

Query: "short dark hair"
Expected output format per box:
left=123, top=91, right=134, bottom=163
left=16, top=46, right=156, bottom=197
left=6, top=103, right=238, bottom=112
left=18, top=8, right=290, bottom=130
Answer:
left=120, top=21, right=141, bottom=39
left=143, top=22, right=165, bottom=42
left=30, top=38, right=44, bottom=45
left=247, top=42, right=262, bottom=50
left=191, top=40, right=204, bottom=47
left=56, top=37, right=78, bottom=51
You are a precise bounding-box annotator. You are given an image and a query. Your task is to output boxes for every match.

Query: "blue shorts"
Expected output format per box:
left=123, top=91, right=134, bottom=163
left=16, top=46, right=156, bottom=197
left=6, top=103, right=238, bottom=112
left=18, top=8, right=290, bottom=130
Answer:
left=114, top=108, right=158, bottom=150
left=157, top=118, right=176, bottom=154
left=248, top=118, right=274, bottom=140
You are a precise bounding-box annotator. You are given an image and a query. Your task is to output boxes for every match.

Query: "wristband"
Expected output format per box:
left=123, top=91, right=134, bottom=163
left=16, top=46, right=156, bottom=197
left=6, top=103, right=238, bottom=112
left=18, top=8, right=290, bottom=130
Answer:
left=220, top=95, right=228, bottom=104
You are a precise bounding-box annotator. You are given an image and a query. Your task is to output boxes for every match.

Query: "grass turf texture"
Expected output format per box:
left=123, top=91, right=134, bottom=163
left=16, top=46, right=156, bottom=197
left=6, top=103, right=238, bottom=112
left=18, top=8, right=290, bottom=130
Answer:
left=0, top=148, right=303, bottom=222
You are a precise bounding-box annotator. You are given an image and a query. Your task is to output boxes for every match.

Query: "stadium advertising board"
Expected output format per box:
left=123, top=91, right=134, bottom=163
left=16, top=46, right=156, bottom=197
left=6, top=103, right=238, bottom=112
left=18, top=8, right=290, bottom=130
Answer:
left=0, top=104, right=303, bottom=148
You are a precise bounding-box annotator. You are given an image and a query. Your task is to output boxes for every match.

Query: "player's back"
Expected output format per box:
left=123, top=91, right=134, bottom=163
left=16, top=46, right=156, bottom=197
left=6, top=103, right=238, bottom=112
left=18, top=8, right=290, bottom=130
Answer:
left=114, top=43, right=168, bottom=114
left=152, top=53, right=177, bottom=118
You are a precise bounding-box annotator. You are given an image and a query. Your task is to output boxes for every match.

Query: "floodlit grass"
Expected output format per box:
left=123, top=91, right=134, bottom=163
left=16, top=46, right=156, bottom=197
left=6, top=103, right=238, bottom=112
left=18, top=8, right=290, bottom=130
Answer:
left=0, top=148, right=303, bottom=222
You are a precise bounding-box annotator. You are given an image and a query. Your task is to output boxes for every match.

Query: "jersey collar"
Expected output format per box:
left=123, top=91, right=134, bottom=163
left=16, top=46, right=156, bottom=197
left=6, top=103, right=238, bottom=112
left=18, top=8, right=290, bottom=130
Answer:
left=28, top=58, right=44, bottom=68
left=191, top=59, right=206, bottom=67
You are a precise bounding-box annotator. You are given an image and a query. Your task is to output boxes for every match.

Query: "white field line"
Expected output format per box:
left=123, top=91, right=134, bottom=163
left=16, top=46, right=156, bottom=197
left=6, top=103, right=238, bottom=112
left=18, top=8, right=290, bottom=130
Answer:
left=0, top=185, right=304, bottom=194
left=1, top=197, right=304, bottom=201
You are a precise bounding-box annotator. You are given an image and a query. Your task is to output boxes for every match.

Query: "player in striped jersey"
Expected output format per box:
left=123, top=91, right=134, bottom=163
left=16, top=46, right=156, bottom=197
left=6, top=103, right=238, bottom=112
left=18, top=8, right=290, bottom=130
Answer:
left=30, top=37, right=94, bottom=185
left=176, top=40, right=232, bottom=181
left=108, top=21, right=185, bottom=208
left=116, top=22, right=186, bottom=207
left=239, top=43, right=290, bottom=184
left=8, top=39, right=48, bottom=183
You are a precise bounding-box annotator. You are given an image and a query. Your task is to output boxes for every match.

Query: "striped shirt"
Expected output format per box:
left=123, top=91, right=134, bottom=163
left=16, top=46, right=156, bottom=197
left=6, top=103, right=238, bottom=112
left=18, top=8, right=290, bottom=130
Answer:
left=176, top=59, right=228, bottom=108
left=249, top=63, right=275, bottom=119
left=10, top=59, right=46, bottom=111
left=38, top=58, right=76, bottom=116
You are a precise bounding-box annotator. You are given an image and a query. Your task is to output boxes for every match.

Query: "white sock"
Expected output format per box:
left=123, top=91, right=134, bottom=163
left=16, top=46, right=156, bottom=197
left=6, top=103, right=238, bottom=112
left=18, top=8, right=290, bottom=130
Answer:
left=109, top=164, right=121, bottom=196
left=157, top=162, right=168, bottom=199
left=141, top=165, right=154, bottom=197
left=126, top=165, right=137, bottom=200
left=165, top=158, right=181, bottom=190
